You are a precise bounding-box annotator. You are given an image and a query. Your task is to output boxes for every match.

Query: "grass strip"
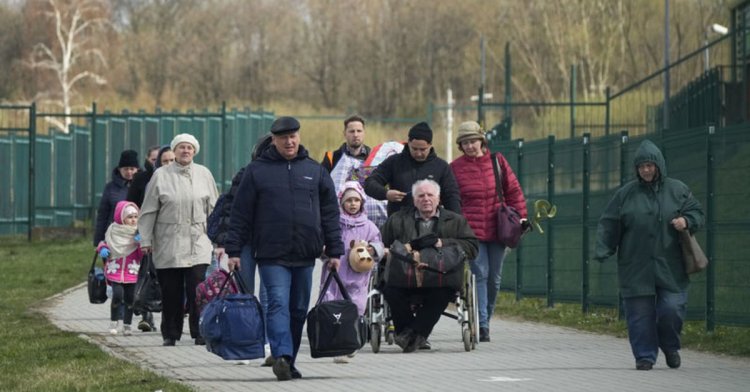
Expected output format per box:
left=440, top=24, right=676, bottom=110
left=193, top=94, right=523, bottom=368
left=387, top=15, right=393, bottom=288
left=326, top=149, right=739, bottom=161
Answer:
left=0, top=238, right=193, bottom=392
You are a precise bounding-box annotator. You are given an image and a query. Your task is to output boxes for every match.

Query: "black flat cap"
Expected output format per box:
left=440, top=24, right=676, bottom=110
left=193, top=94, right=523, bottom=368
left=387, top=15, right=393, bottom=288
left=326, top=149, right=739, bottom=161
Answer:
left=270, top=116, right=300, bottom=135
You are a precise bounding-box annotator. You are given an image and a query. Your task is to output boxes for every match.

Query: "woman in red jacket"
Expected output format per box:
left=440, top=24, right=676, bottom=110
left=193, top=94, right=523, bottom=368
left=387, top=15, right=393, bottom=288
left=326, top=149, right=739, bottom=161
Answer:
left=450, top=121, right=528, bottom=343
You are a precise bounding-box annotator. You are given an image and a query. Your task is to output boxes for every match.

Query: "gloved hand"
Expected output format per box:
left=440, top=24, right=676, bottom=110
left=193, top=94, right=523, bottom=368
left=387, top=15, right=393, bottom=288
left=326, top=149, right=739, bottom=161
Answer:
left=409, top=233, right=439, bottom=251
left=99, top=248, right=110, bottom=259
left=134, top=233, right=141, bottom=242
left=521, top=219, right=532, bottom=233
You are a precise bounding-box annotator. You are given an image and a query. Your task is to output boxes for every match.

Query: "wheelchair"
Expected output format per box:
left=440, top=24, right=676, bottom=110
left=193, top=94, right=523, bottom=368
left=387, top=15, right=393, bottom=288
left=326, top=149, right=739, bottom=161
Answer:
left=444, top=265, right=479, bottom=352
left=366, top=264, right=395, bottom=353
left=365, top=258, right=479, bottom=352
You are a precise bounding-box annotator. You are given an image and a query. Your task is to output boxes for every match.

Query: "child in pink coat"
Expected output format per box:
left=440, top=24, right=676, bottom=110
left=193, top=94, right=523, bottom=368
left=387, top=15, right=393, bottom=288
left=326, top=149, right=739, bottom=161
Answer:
left=319, top=181, right=384, bottom=363
left=96, top=201, right=143, bottom=335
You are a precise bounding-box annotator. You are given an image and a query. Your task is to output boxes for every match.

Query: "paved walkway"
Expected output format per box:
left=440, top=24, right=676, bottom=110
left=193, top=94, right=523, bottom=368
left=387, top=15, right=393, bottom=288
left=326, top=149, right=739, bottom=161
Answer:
left=44, top=264, right=750, bottom=392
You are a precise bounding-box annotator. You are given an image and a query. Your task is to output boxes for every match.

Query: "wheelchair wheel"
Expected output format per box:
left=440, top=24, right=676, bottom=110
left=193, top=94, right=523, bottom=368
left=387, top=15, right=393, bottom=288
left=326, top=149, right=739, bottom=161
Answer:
left=370, top=323, right=381, bottom=353
left=462, top=324, right=471, bottom=352
left=463, top=269, right=478, bottom=350
left=470, top=273, right=479, bottom=350
left=385, top=321, right=395, bottom=345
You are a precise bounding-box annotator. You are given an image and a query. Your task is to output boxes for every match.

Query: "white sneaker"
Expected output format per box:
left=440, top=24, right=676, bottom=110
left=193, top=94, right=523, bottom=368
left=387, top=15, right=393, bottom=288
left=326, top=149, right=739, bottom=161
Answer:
left=109, top=321, right=119, bottom=335
left=123, top=324, right=132, bottom=336
left=347, top=350, right=357, bottom=358
left=333, top=356, right=349, bottom=364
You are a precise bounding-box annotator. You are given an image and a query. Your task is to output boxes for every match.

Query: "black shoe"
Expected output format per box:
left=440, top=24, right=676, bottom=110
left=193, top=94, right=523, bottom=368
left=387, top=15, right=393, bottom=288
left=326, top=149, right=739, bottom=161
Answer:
left=272, top=356, right=292, bottom=381
left=195, top=337, right=205, bottom=346
left=479, top=327, right=490, bottom=342
left=636, top=360, right=653, bottom=370
left=137, top=319, right=152, bottom=332
left=162, top=338, right=176, bottom=346
left=664, top=351, right=681, bottom=369
left=394, top=329, right=414, bottom=351
left=290, top=366, right=302, bottom=379
left=404, top=334, right=425, bottom=353
left=418, top=339, right=431, bottom=350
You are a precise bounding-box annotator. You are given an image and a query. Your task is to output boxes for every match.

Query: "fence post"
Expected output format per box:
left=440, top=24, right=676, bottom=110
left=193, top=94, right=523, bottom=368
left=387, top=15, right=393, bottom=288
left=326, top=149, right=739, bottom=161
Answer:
left=581, top=133, right=591, bottom=313
left=90, top=102, right=98, bottom=223
left=706, top=124, right=716, bottom=332
left=515, top=138, right=525, bottom=301
left=546, top=135, right=556, bottom=308
left=570, top=64, right=577, bottom=139
left=221, top=101, right=227, bottom=193
left=617, top=130, right=629, bottom=320
left=28, top=102, right=36, bottom=241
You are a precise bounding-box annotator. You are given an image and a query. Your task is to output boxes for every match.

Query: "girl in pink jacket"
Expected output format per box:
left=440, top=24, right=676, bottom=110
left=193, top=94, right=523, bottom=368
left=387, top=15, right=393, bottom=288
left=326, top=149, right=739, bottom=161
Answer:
left=96, top=201, right=143, bottom=335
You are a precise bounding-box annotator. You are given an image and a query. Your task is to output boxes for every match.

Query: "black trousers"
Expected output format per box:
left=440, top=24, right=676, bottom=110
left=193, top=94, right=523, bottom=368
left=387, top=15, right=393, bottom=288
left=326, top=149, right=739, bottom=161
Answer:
left=110, top=282, right=135, bottom=324
left=156, top=265, right=208, bottom=341
left=383, top=285, right=455, bottom=338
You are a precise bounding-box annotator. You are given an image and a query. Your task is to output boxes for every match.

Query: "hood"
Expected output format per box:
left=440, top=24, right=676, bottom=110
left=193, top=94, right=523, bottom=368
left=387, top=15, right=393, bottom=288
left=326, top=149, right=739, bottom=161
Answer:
left=339, top=180, right=367, bottom=217
left=113, top=201, right=139, bottom=224
left=634, top=139, right=667, bottom=182
left=154, top=145, right=171, bottom=168
left=257, top=143, right=310, bottom=162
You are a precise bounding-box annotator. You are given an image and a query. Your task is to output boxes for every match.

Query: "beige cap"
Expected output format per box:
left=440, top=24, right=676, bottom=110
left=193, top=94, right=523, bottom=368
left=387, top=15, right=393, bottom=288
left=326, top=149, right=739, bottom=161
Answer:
left=455, top=121, right=485, bottom=144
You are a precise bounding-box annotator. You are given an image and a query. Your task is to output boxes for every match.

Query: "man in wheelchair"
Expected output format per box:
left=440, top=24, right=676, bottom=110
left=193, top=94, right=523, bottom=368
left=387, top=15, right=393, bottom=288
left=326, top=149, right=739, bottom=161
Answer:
left=381, top=179, right=478, bottom=352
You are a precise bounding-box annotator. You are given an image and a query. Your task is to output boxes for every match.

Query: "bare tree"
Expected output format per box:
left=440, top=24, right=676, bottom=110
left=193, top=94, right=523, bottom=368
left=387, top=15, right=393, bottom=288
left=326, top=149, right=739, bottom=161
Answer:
left=25, top=0, right=109, bottom=132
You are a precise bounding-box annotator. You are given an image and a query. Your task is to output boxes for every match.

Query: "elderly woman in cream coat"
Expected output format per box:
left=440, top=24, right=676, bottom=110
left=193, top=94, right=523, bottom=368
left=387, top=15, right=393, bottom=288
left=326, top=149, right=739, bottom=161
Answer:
left=139, top=133, right=219, bottom=346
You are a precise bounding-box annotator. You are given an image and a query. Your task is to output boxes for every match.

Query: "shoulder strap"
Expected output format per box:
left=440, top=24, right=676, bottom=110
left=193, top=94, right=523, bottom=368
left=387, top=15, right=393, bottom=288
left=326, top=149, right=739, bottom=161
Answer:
left=324, top=151, right=333, bottom=167
left=332, top=149, right=343, bottom=167
left=491, top=153, right=505, bottom=203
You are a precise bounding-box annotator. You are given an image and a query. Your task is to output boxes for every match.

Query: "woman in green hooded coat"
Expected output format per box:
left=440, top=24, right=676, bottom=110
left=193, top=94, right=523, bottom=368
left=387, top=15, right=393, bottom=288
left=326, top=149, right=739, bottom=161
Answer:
left=596, top=139, right=704, bottom=371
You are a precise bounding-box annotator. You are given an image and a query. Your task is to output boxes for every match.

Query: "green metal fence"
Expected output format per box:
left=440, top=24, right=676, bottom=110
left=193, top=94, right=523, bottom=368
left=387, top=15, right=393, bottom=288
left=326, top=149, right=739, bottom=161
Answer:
left=491, top=124, right=750, bottom=328
left=0, top=103, right=275, bottom=238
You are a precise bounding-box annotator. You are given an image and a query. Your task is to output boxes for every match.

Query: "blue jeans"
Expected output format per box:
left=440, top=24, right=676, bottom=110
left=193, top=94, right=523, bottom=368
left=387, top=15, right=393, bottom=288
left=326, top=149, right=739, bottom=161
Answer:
left=470, top=241, right=507, bottom=329
left=258, top=262, right=313, bottom=366
left=239, top=245, right=268, bottom=315
left=623, top=288, right=688, bottom=364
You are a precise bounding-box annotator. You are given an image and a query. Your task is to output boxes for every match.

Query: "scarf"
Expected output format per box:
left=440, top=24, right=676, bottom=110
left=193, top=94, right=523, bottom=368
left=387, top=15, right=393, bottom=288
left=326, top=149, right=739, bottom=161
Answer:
left=104, top=223, right=138, bottom=259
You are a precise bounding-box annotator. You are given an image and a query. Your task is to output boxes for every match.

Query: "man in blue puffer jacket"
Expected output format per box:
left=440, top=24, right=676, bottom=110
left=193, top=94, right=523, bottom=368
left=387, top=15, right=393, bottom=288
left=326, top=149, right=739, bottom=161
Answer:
left=226, top=116, right=343, bottom=382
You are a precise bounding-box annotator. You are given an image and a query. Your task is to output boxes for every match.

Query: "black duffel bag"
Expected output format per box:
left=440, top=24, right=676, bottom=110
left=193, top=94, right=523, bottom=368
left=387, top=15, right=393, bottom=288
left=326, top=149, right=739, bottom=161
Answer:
left=87, top=252, right=108, bottom=304
left=385, top=240, right=466, bottom=290
left=307, top=270, right=366, bottom=358
left=133, top=254, right=162, bottom=313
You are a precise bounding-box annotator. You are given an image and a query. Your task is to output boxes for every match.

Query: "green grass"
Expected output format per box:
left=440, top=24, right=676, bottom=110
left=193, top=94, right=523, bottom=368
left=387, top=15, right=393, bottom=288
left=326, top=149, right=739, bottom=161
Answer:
left=496, top=292, right=750, bottom=357
left=0, top=238, right=193, bottom=392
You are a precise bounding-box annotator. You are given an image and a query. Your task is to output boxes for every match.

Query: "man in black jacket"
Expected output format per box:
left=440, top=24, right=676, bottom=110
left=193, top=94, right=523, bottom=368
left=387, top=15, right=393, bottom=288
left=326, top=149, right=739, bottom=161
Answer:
left=321, top=114, right=370, bottom=173
left=365, top=122, right=461, bottom=216
left=226, top=117, right=343, bottom=382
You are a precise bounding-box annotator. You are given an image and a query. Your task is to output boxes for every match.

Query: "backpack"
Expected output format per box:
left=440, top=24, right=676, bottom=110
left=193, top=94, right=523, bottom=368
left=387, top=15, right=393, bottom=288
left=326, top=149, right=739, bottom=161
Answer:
left=196, top=268, right=239, bottom=315
left=206, top=193, right=228, bottom=244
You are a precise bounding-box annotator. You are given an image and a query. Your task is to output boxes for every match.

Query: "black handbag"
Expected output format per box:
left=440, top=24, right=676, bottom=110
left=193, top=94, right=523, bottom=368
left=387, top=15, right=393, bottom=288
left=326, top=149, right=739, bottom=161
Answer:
left=307, top=270, right=366, bottom=358
left=133, top=254, right=162, bottom=313
left=385, top=240, right=466, bottom=290
left=87, top=252, right=108, bottom=304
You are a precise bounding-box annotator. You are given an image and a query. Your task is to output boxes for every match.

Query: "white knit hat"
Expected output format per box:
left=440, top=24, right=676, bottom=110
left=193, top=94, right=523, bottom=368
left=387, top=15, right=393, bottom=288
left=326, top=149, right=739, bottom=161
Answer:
left=170, top=133, right=200, bottom=155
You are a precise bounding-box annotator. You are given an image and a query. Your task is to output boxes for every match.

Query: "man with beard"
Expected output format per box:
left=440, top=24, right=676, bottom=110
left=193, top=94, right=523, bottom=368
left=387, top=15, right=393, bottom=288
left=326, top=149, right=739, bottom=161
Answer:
left=321, top=115, right=371, bottom=174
